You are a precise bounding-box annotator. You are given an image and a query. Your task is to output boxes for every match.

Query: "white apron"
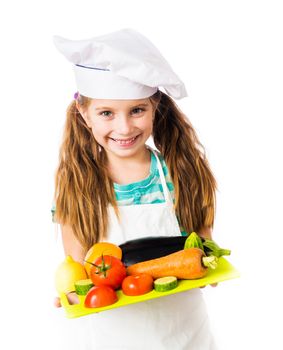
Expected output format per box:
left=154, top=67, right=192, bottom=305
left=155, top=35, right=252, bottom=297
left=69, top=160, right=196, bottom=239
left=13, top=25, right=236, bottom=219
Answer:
left=59, top=150, right=216, bottom=350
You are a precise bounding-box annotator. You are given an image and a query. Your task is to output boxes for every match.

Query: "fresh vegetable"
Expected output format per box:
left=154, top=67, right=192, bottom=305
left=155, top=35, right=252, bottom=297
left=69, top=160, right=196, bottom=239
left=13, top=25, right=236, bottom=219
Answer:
left=184, top=232, right=231, bottom=259
left=84, top=285, right=118, bottom=308
left=184, top=232, right=204, bottom=250
left=74, top=279, right=94, bottom=295
left=203, top=239, right=231, bottom=258
left=154, top=276, right=178, bottom=292
left=119, top=236, right=187, bottom=266
left=122, top=274, right=153, bottom=296
left=120, top=235, right=230, bottom=266
left=55, top=255, right=87, bottom=294
left=84, top=242, right=122, bottom=277
left=127, top=248, right=217, bottom=279
left=88, top=255, right=127, bottom=290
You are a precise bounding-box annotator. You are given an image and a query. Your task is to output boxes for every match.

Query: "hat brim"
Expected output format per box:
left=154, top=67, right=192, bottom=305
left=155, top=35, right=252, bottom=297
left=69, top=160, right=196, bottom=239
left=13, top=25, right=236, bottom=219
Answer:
left=74, top=65, right=158, bottom=100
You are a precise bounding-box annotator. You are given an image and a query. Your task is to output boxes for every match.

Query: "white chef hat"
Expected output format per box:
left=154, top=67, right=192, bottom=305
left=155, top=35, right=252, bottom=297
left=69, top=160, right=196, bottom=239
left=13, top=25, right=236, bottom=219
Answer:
left=53, top=28, right=187, bottom=100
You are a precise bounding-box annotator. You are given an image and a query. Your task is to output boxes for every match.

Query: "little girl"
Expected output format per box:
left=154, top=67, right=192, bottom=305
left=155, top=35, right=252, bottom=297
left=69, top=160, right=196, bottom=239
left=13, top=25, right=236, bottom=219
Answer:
left=53, top=28, right=217, bottom=349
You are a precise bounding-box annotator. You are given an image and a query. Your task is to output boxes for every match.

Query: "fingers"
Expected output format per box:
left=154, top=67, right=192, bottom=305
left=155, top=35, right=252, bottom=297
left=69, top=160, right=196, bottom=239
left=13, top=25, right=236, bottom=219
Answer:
left=54, top=297, right=62, bottom=308
left=67, top=292, right=79, bottom=305
left=53, top=293, right=79, bottom=308
left=199, top=283, right=218, bottom=289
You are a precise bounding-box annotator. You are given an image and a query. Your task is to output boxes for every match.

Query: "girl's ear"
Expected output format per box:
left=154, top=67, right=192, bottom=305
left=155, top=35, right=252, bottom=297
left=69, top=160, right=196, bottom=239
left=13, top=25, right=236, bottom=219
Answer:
left=76, top=101, right=92, bottom=128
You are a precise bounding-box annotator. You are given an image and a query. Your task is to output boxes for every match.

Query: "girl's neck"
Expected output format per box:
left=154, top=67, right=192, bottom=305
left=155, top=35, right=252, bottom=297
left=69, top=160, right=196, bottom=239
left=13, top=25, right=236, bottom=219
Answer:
left=107, top=147, right=151, bottom=185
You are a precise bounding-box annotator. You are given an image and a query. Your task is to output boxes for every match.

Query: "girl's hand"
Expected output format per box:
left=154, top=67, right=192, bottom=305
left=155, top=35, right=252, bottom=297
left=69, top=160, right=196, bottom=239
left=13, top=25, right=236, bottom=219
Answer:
left=200, top=283, right=218, bottom=288
left=53, top=292, right=79, bottom=308
left=54, top=296, right=62, bottom=308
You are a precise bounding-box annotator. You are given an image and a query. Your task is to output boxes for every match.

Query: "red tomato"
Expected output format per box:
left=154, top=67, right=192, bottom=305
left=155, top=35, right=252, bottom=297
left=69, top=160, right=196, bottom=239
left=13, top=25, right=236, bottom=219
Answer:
left=84, top=285, right=118, bottom=308
left=90, top=255, right=127, bottom=290
left=122, top=274, right=153, bottom=296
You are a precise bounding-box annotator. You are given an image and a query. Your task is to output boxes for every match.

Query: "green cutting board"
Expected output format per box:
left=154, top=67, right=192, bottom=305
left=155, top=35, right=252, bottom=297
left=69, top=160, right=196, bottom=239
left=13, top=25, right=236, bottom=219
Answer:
left=60, top=257, right=239, bottom=318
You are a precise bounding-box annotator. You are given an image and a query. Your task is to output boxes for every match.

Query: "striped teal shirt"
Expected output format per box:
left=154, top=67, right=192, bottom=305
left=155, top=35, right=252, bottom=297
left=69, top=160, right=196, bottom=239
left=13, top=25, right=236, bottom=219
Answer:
left=113, top=151, right=174, bottom=205
left=51, top=150, right=186, bottom=235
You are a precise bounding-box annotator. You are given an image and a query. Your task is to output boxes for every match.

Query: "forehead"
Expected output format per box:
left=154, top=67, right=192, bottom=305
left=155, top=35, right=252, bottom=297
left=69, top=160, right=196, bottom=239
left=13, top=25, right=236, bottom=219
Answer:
left=90, top=98, right=150, bottom=110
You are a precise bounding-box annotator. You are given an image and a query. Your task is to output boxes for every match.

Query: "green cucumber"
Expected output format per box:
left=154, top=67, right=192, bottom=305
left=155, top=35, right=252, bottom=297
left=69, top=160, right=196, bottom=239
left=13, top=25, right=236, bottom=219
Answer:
left=74, top=279, right=94, bottom=295
left=154, top=276, right=178, bottom=292
left=184, top=232, right=204, bottom=250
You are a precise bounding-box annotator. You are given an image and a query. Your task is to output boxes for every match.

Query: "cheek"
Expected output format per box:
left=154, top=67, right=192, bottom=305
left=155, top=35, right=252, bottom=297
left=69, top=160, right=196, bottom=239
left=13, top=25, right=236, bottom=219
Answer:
left=136, top=114, right=154, bottom=130
left=141, top=117, right=154, bottom=133
left=89, top=120, right=110, bottom=137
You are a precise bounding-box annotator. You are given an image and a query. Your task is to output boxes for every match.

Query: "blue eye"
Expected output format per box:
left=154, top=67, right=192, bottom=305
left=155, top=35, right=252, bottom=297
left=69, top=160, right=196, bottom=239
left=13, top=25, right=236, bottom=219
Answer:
left=132, top=108, right=144, bottom=115
left=100, top=111, right=112, bottom=117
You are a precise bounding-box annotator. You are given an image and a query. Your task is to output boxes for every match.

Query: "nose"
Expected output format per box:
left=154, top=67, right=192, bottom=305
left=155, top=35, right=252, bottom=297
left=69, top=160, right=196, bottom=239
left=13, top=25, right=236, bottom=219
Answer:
left=115, top=114, right=134, bottom=135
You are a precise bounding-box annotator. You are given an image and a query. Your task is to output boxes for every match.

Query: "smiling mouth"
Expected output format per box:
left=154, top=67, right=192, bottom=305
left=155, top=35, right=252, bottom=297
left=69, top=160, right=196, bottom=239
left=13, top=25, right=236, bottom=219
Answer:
left=110, top=135, right=139, bottom=145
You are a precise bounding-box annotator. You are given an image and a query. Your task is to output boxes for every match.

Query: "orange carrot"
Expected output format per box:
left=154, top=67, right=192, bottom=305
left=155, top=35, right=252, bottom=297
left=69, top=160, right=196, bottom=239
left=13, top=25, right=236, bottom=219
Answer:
left=126, top=248, right=210, bottom=280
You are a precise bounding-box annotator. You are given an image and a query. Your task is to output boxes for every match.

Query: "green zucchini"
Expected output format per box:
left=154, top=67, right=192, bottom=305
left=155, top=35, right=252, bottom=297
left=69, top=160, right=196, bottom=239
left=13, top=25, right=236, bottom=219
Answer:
left=185, top=232, right=231, bottom=258
left=154, top=276, right=178, bottom=292
left=74, top=279, right=94, bottom=295
left=203, top=239, right=231, bottom=257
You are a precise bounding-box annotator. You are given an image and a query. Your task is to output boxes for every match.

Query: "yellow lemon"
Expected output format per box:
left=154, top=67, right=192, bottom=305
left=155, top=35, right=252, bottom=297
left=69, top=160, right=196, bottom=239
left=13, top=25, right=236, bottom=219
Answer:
left=55, top=255, right=87, bottom=294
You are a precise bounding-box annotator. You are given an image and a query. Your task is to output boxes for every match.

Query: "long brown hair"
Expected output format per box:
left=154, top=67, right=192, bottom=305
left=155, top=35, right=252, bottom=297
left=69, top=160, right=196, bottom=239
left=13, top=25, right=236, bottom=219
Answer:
left=54, top=91, right=216, bottom=250
left=151, top=91, right=216, bottom=234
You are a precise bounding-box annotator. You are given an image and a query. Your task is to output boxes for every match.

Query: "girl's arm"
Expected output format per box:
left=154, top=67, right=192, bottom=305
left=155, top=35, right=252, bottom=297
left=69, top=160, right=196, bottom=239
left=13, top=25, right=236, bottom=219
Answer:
left=198, top=226, right=213, bottom=240
left=197, top=226, right=218, bottom=288
left=60, top=224, right=85, bottom=264
left=54, top=224, right=85, bottom=307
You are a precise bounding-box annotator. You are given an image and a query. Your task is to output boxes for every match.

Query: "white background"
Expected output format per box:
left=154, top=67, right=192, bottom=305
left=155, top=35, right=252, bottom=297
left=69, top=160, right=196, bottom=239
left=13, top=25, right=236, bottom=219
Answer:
left=1, top=0, right=282, bottom=349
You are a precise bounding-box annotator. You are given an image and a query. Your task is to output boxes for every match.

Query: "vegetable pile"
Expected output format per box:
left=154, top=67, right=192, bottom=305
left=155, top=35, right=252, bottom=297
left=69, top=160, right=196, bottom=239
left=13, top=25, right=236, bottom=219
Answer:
left=55, top=233, right=231, bottom=309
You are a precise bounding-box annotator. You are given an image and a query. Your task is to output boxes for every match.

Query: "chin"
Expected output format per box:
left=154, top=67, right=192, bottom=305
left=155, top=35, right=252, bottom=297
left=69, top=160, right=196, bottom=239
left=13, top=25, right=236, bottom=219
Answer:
left=109, top=148, right=138, bottom=158
left=107, top=144, right=146, bottom=159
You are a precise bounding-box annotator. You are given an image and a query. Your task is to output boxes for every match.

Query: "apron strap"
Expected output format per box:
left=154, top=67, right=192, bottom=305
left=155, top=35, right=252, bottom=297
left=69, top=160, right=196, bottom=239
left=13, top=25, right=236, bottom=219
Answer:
left=151, top=149, right=173, bottom=204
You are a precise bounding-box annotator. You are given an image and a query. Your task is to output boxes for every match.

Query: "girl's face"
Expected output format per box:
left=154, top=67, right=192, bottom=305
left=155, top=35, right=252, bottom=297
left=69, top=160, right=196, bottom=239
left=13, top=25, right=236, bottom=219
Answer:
left=80, top=98, right=155, bottom=160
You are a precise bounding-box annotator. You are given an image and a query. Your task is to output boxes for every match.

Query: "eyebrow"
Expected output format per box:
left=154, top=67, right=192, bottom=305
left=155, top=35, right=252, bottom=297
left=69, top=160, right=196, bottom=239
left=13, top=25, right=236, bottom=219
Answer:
left=94, top=103, right=150, bottom=111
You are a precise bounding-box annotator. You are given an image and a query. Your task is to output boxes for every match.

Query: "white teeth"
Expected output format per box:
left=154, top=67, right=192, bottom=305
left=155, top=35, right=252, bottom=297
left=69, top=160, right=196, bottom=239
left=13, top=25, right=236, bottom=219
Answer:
left=112, top=136, right=137, bottom=145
